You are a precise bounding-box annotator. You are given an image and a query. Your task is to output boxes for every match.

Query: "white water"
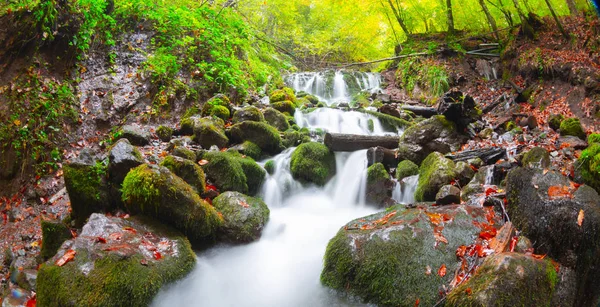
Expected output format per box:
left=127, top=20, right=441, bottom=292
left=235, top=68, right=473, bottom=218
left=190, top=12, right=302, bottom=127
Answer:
left=392, top=175, right=419, bottom=204
left=153, top=71, right=392, bottom=307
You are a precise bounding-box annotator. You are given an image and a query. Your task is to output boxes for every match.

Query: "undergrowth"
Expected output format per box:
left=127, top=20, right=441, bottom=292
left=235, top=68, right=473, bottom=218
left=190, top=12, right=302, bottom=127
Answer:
left=395, top=58, right=449, bottom=103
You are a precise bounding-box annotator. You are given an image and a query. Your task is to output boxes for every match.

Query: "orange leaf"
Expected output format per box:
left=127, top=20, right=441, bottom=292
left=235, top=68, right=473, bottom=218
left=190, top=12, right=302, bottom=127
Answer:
left=55, top=249, right=76, bottom=267
left=438, top=264, right=447, bottom=277
left=239, top=201, right=250, bottom=208
left=485, top=187, right=497, bottom=196
left=153, top=251, right=163, bottom=260
left=548, top=185, right=571, bottom=199
left=456, top=245, right=467, bottom=258
left=414, top=298, right=420, bottom=307
left=123, top=227, right=137, bottom=234
left=509, top=236, right=518, bottom=252
left=577, top=209, right=584, bottom=227
left=198, top=159, right=209, bottom=166
left=96, top=237, right=107, bottom=244
left=434, top=229, right=448, bottom=244
left=465, top=288, right=472, bottom=295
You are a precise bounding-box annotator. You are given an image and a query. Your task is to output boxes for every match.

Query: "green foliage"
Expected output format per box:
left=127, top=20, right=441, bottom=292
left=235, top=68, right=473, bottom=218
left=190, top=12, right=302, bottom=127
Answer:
left=560, top=118, right=586, bottom=139
left=396, top=58, right=449, bottom=102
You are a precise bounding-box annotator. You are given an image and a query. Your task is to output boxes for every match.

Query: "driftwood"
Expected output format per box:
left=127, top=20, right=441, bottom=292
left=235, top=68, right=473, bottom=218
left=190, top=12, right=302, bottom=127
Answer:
left=367, top=146, right=399, bottom=168
left=445, top=147, right=506, bottom=165
left=400, top=105, right=437, bottom=118
left=324, top=133, right=400, bottom=152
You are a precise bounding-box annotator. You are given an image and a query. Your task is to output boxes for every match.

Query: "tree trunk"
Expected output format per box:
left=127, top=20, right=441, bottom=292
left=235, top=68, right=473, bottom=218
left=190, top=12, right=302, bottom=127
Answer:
left=400, top=105, right=438, bottom=117
left=544, top=0, right=570, bottom=40
left=565, top=0, right=578, bottom=15
left=446, top=0, right=455, bottom=34
left=324, top=133, right=400, bottom=152
left=386, top=0, right=411, bottom=38
left=479, top=0, right=499, bottom=40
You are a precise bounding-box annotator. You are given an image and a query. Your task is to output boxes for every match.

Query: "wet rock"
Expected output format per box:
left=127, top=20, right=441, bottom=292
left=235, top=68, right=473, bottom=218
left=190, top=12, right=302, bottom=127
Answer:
left=200, top=94, right=232, bottom=119
left=506, top=167, right=600, bottom=306
left=521, top=147, right=550, bottom=169
left=436, top=185, right=461, bottom=205
left=167, top=136, right=193, bottom=151
left=271, top=100, right=296, bottom=116
left=437, top=91, right=481, bottom=131
left=559, top=118, right=586, bottom=140
left=290, top=142, right=336, bottom=186
left=232, top=106, right=265, bottom=124
left=397, top=115, right=467, bottom=165
left=395, top=160, right=419, bottom=181
left=377, top=104, right=400, bottom=118
left=264, top=160, right=275, bottom=175
left=227, top=121, right=283, bottom=154
left=282, top=129, right=311, bottom=148
left=156, top=125, right=174, bottom=142
left=228, top=141, right=262, bottom=160
left=321, top=204, right=501, bottom=306
left=461, top=166, right=494, bottom=202
left=160, top=155, right=206, bottom=195
left=198, top=151, right=266, bottom=195
left=556, top=136, right=588, bottom=150
left=192, top=117, right=229, bottom=149
left=455, top=161, right=475, bottom=186
left=108, top=138, right=143, bottom=185
left=415, top=152, right=456, bottom=202
left=121, top=164, right=222, bottom=243
left=171, top=146, right=197, bottom=161
left=37, top=214, right=196, bottom=306
left=366, top=163, right=394, bottom=207
left=120, top=124, right=151, bottom=146
left=446, top=253, right=570, bottom=306
left=213, top=192, right=270, bottom=243
left=40, top=220, right=72, bottom=260
left=264, top=107, right=290, bottom=131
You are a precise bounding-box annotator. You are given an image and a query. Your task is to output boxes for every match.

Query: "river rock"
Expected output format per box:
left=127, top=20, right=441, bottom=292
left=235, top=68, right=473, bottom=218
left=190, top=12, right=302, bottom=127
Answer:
left=321, top=204, right=502, bottom=306
left=120, top=124, right=151, bottom=146
left=415, top=152, right=456, bottom=202
left=272, top=100, right=296, bottom=115
left=366, top=163, right=394, bottom=207
left=521, top=146, right=550, bottom=169
left=160, top=155, right=206, bottom=195
left=556, top=135, right=588, bottom=150
left=121, top=164, right=222, bottom=243
left=437, top=91, right=480, bottom=131
left=156, top=125, right=174, bottom=142
left=232, top=106, right=265, bottom=124
left=396, top=160, right=419, bottom=181
left=506, top=167, right=600, bottom=306
left=200, top=94, right=232, bottom=119
left=548, top=114, right=564, bottom=131
left=263, top=107, right=290, bottom=131
left=108, top=138, right=143, bottom=185
left=36, top=214, right=196, bottom=306
left=192, top=116, right=229, bottom=149
left=559, top=118, right=586, bottom=140
left=436, top=185, right=461, bottom=205
left=40, top=220, right=72, bottom=260
left=290, top=142, right=336, bottom=186
left=397, top=115, right=467, bottom=165
left=228, top=141, right=262, bottom=160
left=198, top=151, right=266, bottom=195
left=269, top=87, right=296, bottom=103
left=213, top=192, right=270, bottom=243
left=454, top=161, right=475, bottom=186
left=227, top=121, right=283, bottom=154
left=171, top=146, right=197, bottom=161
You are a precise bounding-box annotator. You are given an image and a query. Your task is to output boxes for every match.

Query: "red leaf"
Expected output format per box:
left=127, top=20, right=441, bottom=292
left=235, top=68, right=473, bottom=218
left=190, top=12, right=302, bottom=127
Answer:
left=414, top=298, right=420, bottom=307
left=206, top=184, right=218, bottom=191
left=153, top=251, right=163, bottom=260
left=239, top=201, right=250, bottom=208
left=438, top=264, right=447, bottom=277
left=465, top=288, right=472, bottom=296
left=456, top=245, right=467, bottom=258
left=55, top=249, right=76, bottom=267
left=96, top=237, right=107, bottom=244
left=26, top=297, right=36, bottom=307
left=485, top=187, right=497, bottom=197
left=548, top=185, right=571, bottom=199
left=123, top=227, right=137, bottom=234
left=509, top=236, right=518, bottom=252
left=109, top=233, right=122, bottom=241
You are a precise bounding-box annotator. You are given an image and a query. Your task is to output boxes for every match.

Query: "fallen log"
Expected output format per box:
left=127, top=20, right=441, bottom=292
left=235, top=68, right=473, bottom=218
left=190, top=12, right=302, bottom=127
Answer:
left=324, top=133, right=400, bottom=152
left=367, top=146, right=399, bottom=168
left=400, top=105, right=437, bottom=118
left=445, top=147, right=506, bottom=165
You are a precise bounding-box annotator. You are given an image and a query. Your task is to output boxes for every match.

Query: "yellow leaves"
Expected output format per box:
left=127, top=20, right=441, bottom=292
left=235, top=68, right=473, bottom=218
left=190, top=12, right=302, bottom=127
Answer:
left=13, top=119, right=21, bottom=126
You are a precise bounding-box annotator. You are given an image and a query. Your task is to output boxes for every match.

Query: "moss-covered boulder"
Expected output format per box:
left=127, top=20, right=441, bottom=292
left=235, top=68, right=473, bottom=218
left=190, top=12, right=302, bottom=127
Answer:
left=228, top=141, right=262, bottom=160
left=64, top=149, right=110, bottom=226
left=282, top=129, right=311, bottom=148
left=446, top=253, right=562, bottom=306
left=397, top=115, right=467, bottom=165
left=213, top=192, right=270, bottom=243
left=521, top=146, right=551, bottom=169
left=269, top=87, right=296, bottom=103
left=160, top=155, right=206, bottom=195
left=37, top=214, right=196, bottom=306
left=40, top=220, right=72, bottom=260
left=290, top=142, right=336, bottom=186
left=576, top=143, right=600, bottom=192
left=200, top=94, right=232, bottom=118
left=396, top=160, right=419, bottom=180
left=171, top=146, right=197, bottom=161
left=192, top=116, right=229, bottom=149
left=156, top=125, right=174, bottom=142
left=121, top=164, right=222, bottom=242
left=415, top=152, right=456, bottom=202
left=506, top=167, right=600, bottom=306
left=548, top=114, right=564, bottom=131
left=227, top=121, right=283, bottom=154
left=198, top=151, right=266, bottom=195
left=209, top=105, right=230, bottom=120
left=366, top=163, right=393, bottom=207
left=272, top=100, right=296, bottom=116
left=264, top=160, right=276, bottom=175
left=358, top=109, right=412, bottom=131
left=232, top=106, right=264, bottom=124
left=321, top=204, right=501, bottom=306
left=560, top=118, right=586, bottom=139
left=264, top=108, right=290, bottom=131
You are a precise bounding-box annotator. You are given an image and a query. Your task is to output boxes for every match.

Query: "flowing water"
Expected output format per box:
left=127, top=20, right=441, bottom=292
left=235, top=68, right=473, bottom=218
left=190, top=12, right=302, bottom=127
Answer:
left=153, top=71, right=411, bottom=307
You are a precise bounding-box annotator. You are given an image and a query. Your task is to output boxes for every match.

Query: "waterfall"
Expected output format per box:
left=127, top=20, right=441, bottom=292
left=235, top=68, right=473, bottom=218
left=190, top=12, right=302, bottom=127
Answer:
left=392, top=175, right=419, bottom=204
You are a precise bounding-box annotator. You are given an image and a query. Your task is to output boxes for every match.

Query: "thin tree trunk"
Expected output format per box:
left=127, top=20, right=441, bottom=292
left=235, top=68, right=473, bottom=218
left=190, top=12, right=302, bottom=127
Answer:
left=544, top=0, right=570, bottom=39
left=386, top=0, right=411, bottom=38
left=479, top=0, right=500, bottom=40
left=380, top=0, right=400, bottom=46
left=446, top=0, right=455, bottom=34
left=565, top=0, right=578, bottom=15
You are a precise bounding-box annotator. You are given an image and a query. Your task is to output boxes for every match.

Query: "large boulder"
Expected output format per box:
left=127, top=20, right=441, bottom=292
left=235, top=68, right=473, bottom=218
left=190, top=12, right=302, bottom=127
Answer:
left=290, top=142, right=336, bottom=186
left=506, top=167, right=600, bottom=306
left=160, top=155, right=206, bottom=195
left=227, top=121, right=283, bottom=154
left=435, top=185, right=461, bottom=205
left=321, top=204, right=501, bottom=306
left=415, top=152, right=456, bottom=202
left=200, top=94, right=232, bottom=119
left=232, top=106, right=264, bottom=124
left=192, top=116, right=229, bottom=149
left=397, top=115, right=467, bottom=165
left=269, top=87, right=296, bottom=103
left=437, top=91, right=481, bottom=131
left=521, top=146, right=550, bottom=169
left=263, top=107, right=290, bottom=131
left=213, top=192, right=270, bottom=243
left=272, top=100, right=296, bottom=115
left=575, top=143, right=600, bottom=192
left=396, top=160, right=419, bottom=181
left=120, top=124, right=151, bottom=146
left=108, top=138, right=143, bottom=185
left=366, top=163, right=393, bottom=207
left=199, top=151, right=266, bottom=195
left=121, top=164, right=223, bottom=243
left=37, top=214, right=196, bottom=306
left=228, top=141, right=262, bottom=160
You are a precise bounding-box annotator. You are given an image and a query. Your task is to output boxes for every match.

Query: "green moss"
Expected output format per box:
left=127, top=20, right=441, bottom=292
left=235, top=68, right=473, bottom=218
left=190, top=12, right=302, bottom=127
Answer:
left=270, top=87, right=296, bottom=103
left=156, top=125, right=174, bottom=142
left=367, top=119, right=374, bottom=132
left=199, top=151, right=265, bottom=195
left=290, top=142, right=336, bottom=186
left=367, top=163, right=388, bottom=184
left=192, top=117, right=229, bottom=149
left=350, top=92, right=370, bottom=108
left=522, top=147, right=550, bottom=169
left=560, top=118, right=586, bottom=139
left=227, top=121, right=283, bottom=154
left=295, top=97, right=311, bottom=108
left=213, top=191, right=270, bottom=243
left=264, top=160, right=276, bottom=175
left=396, top=160, right=419, bottom=180
left=415, top=152, right=456, bottom=201
left=40, top=220, right=71, bottom=260
left=272, top=100, right=296, bottom=115
left=577, top=144, right=600, bottom=192
left=236, top=154, right=267, bottom=196
left=303, top=94, right=319, bottom=104
left=179, top=117, right=195, bottom=135
left=160, top=155, right=206, bottom=195
left=172, top=146, right=197, bottom=161
left=209, top=105, right=231, bottom=120
left=232, top=106, right=264, bottom=123
left=201, top=94, right=231, bottom=118
left=239, top=141, right=262, bottom=160
left=548, top=114, right=564, bottom=130
left=63, top=162, right=109, bottom=226
left=182, top=106, right=200, bottom=120
left=588, top=133, right=600, bottom=144
left=358, top=109, right=412, bottom=131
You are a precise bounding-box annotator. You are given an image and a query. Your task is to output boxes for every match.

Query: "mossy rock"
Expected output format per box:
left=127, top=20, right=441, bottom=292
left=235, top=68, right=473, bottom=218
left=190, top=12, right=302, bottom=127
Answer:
left=321, top=204, right=501, bottom=306
left=40, top=220, right=71, bottom=260
left=192, top=117, right=229, bottom=149
left=303, top=94, right=319, bottom=104
left=366, top=163, right=392, bottom=206
left=269, top=87, right=296, bottom=103
left=295, top=97, right=310, bottom=108
left=446, top=253, right=559, bottom=306
left=121, top=164, right=222, bottom=243
left=201, top=94, right=231, bottom=118
left=209, top=105, right=231, bottom=121
left=264, top=160, right=276, bottom=175
left=171, top=146, right=197, bottom=161
left=198, top=151, right=265, bottom=195
left=120, top=125, right=151, bottom=146
left=179, top=116, right=197, bottom=136
left=37, top=214, right=196, bottom=307
left=213, top=191, right=270, bottom=243
left=396, top=160, right=419, bottom=180
left=229, top=141, right=262, bottom=161
left=588, top=133, right=600, bottom=144
left=560, top=118, right=586, bottom=139
left=576, top=143, right=600, bottom=193
left=290, top=142, right=336, bottom=186
left=415, top=152, right=456, bottom=202
left=156, top=125, right=174, bottom=142
left=227, top=121, right=283, bottom=154
left=522, top=146, right=550, bottom=169
left=282, top=129, right=311, bottom=148
left=548, top=114, right=564, bottom=130
left=454, top=161, right=476, bottom=186
left=263, top=107, right=290, bottom=131
left=232, top=106, right=265, bottom=124
left=160, top=155, right=206, bottom=195
left=272, top=100, right=296, bottom=116
left=358, top=109, right=412, bottom=131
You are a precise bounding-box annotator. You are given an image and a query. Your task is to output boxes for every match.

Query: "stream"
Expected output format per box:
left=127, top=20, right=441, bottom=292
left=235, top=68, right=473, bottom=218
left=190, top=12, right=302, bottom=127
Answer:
left=153, top=71, right=416, bottom=307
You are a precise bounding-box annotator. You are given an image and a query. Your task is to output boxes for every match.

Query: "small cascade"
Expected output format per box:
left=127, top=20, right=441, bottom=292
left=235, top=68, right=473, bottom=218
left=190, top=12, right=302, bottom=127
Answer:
left=484, top=166, right=495, bottom=185
left=328, top=150, right=369, bottom=206
left=331, top=71, right=348, bottom=104
left=392, top=175, right=419, bottom=204
left=294, top=109, right=392, bottom=135
left=260, top=148, right=303, bottom=207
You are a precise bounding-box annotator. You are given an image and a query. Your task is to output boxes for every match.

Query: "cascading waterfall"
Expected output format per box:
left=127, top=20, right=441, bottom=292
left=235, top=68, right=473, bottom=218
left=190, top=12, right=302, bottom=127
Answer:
left=392, top=175, right=419, bottom=204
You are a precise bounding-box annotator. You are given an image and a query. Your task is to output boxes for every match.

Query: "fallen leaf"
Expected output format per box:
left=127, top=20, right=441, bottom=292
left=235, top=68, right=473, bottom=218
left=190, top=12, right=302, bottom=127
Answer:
left=438, top=264, right=447, bottom=277
left=414, top=298, right=420, bottom=307
left=456, top=245, right=467, bottom=258
left=509, top=236, right=519, bottom=252
left=123, top=227, right=137, bottom=234
left=55, top=249, right=76, bottom=266
left=465, top=288, right=472, bottom=295
left=548, top=185, right=572, bottom=199
left=239, top=201, right=250, bottom=208
left=577, top=209, right=584, bottom=227
left=198, top=159, right=209, bottom=166
left=425, top=265, right=432, bottom=275
left=153, top=251, right=163, bottom=260
left=140, top=259, right=148, bottom=266
left=96, top=237, right=107, bottom=244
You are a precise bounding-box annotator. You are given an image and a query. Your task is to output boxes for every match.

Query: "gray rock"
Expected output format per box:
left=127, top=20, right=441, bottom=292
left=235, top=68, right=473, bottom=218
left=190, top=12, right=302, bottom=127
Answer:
left=556, top=136, right=588, bottom=150
left=435, top=185, right=461, bottom=205
left=521, top=147, right=550, bottom=169
left=120, top=124, right=151, bottom=146
left=108, top=138, right=143, bottom=185
left=455, top=161, right=475, bottom=186
left=213, top=191, right=270, bottom=243
left=263, top=107, right=290, bottom=132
